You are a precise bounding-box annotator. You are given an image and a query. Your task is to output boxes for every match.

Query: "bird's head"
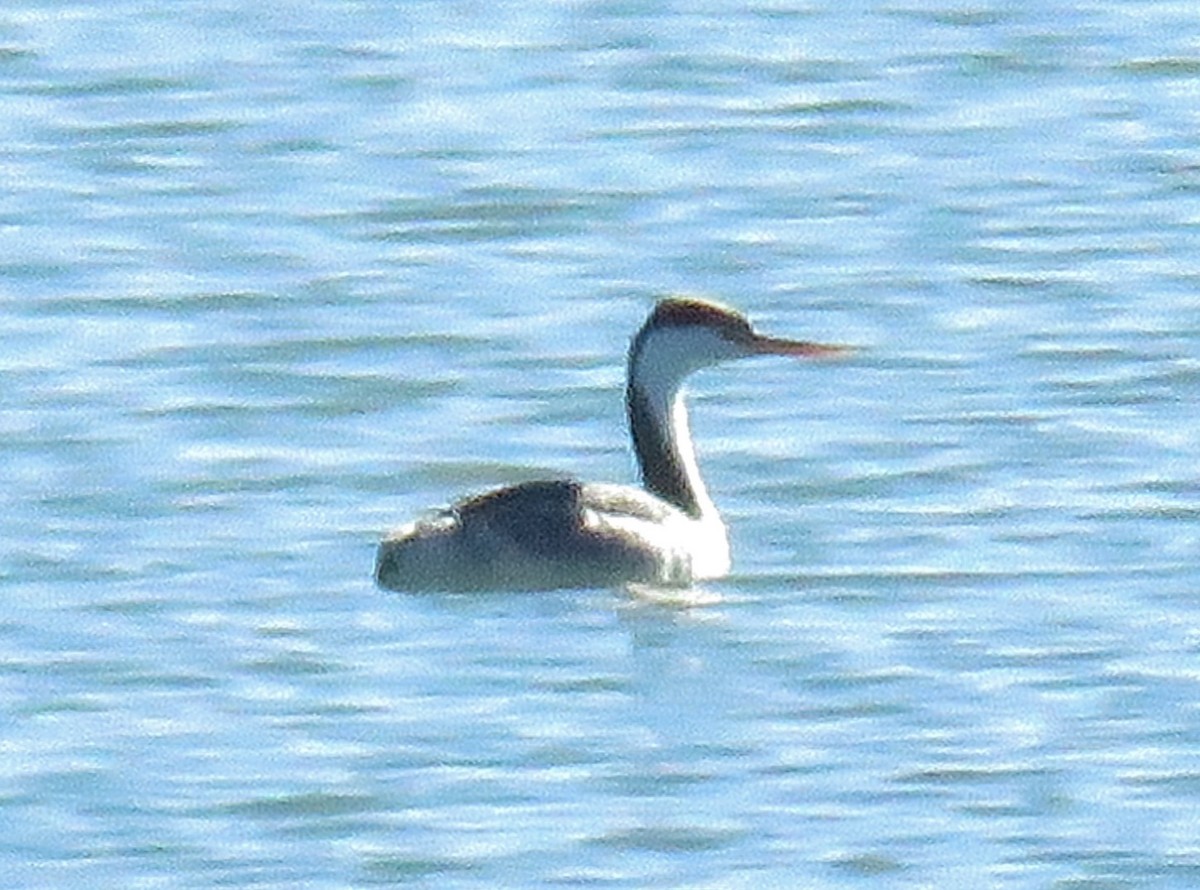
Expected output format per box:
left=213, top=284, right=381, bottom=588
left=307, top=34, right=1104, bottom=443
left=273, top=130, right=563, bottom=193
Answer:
left=630, top=297, right=850, bottom=384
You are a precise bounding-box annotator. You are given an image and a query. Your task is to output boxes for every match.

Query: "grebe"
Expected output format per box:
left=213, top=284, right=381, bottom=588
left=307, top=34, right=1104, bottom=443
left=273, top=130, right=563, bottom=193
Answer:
left=375, top=298, right=848, bottom=592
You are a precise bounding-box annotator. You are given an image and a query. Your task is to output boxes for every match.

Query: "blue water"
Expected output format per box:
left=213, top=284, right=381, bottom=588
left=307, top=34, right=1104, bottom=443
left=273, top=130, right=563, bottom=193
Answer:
left=4, top=1, right=1200, bottom=887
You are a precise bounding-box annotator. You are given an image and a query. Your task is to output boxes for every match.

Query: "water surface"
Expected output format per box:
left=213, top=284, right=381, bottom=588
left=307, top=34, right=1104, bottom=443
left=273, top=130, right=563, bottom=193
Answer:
left=3, top=1, right=1200, bottom=887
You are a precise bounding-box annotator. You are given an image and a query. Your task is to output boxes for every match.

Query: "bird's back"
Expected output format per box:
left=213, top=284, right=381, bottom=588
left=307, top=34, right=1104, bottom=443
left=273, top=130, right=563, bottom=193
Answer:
left=375, top=479, right=704, bottom=592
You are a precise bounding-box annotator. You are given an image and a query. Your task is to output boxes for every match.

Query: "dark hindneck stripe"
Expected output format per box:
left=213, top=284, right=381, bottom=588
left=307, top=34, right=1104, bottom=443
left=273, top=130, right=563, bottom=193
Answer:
left=627, top=384, right=702, bottom=518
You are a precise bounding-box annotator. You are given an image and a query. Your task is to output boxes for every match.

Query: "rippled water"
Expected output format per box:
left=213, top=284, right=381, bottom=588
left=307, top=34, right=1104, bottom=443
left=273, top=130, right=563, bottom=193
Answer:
left=4, top=1, right=1200, bottom=887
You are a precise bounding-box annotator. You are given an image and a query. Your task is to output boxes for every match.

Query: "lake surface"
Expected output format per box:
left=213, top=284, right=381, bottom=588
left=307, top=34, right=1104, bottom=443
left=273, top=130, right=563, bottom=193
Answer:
left=4, top=1, right=1200, bottom=887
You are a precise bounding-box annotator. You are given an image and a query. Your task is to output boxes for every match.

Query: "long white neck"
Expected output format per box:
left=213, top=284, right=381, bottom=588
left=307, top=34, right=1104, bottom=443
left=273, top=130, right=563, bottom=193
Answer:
left=626, top=337, right=719, bottom=521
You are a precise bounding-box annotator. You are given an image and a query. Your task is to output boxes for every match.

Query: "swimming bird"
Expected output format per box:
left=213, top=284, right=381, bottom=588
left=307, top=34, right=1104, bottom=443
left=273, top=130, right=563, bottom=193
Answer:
left=375, top=297, right=848, bottom=592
